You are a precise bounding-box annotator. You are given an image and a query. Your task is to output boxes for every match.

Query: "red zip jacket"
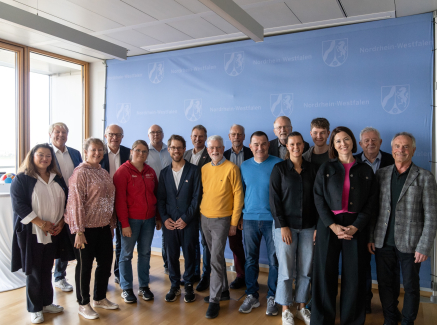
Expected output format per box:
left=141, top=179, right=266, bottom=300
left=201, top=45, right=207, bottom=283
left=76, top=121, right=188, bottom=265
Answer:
left=113, top=161, right=159, bottom=228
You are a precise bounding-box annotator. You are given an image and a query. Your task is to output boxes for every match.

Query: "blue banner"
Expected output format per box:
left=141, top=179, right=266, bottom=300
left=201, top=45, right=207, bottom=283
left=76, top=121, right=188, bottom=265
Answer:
left=106, top=13, right=433, bottom=287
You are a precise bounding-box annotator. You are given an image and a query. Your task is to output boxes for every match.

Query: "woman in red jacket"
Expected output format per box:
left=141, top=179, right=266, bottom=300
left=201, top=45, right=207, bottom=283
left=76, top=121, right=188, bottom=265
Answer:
left=113, top=140, right=161, bottom=304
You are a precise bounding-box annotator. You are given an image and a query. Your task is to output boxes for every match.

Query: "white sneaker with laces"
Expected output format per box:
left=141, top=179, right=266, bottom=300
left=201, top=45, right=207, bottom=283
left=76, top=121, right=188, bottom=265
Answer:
left=54, top=278, right=73, bottom=292
left=296, top=307, right=311, bottom=325
left=30, top=311, right=44, bottom=324
left=42, top=303, right=64, bottom=313
left=282, top=309, right=295, bottom=325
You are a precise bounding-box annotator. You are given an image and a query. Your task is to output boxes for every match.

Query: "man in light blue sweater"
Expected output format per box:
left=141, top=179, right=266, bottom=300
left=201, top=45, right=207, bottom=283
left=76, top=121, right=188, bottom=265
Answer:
left=239, top=131, right=282, bottom=315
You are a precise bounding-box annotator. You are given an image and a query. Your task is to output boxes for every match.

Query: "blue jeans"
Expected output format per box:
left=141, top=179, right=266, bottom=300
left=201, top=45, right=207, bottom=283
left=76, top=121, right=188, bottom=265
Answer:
left=119, top=218, right=155, bottom=290
left=243, top=220, right=278, bottom=299
left=274, top=226, right=314, bottom=306
left=53, top=259, right=68, bottom=282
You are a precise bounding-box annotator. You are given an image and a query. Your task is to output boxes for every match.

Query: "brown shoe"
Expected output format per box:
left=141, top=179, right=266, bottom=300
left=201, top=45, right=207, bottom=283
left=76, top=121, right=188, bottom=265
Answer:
left=92, top=298, right=119, bottom=310
left=78, top=303, right=99, bottom=320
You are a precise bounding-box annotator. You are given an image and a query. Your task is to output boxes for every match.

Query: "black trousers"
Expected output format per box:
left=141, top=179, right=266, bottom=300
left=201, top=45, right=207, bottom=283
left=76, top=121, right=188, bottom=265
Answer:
left=375, top=245, right=421, bottom=325
left=365, top=248, right=374, bottom=302
left=114, top=221, right=121, bottom=278
left=163, top=220, right=197, bottom=287
left=26, top=235, right=57, bottom=312
left=311, top=213, right=367, bottom=325
left=69, top=226, right=113, bottom=305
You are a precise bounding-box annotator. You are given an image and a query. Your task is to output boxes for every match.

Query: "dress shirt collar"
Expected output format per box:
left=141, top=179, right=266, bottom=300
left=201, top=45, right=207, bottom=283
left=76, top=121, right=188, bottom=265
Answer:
left=286, top=158, right=309, bottom=171
left=36, top=172, right=57, bottom=184
left=53, top=144, right=68, bottom=154
left=211, top=156, right=226, bottom=166
left=149, top=143, right=168, bottom=152
left=107, top=145, right=120, bottom=156
left=361, top=151, right=381, bottom=164
left=278, top=140, right=286, bottom=148
left=231, top=146, right=244, bottom=155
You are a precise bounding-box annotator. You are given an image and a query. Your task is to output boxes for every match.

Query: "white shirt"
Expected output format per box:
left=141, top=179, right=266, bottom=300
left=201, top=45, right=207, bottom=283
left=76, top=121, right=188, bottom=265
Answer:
left=54, top=146, right=75, bottom=187
left=107, top=145, right=121, bottom=179
left=190, top=147, right=205, bottom=166
left=172, top=165, right=185, bottom=190
left=21, top=173, right=66, bottom=244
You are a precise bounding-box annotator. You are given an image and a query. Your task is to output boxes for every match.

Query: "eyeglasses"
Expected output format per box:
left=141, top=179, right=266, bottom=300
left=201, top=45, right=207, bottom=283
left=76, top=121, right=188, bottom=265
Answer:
left=133, top=149, right=149, bottom=154
left=35, top=153, right=52, bottom=159
left=169, top=147, right=184, bottom=151
left=209, top=146, right=223, bottom=150
left=274, top=126, right=291, bottom=130
left=149, top=131, right=163, bottom=135
left=107, top=133, right=123, bottom=138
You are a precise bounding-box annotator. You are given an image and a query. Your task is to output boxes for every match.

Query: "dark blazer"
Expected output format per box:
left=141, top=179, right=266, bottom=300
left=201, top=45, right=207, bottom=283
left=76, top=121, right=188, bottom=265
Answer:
left=100, top=145, right=131, bottom=173
left=183, top=148, right=211, bottom=167
left=223, top=146, right=253, bottom=162
left=354, top=150, right=394, bottom=169
left=52, top=145, right=82, bottom=172
left=269, top=138, right=310, bottom=157
left=10, top=173, right=75, bottom=275
left=313, top=159, right=378, bottom=231
left=157, top=160, right=201, bottom=226
left=370, top=163, right=437, bottom=255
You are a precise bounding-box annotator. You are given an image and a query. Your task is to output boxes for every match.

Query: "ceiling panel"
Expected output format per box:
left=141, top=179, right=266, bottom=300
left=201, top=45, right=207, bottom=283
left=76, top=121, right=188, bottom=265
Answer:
left=67, top=0, right=156, bottom=26
left=97, top=35, right=149, bottom=56
left=167, top=17, right=226, bottom=38
left=135, top=24, right=192, bottom=43
left=122, top=0, right=193, bottom=20
left=395, top=0, right=437, bottom=17
left=284, top=0, right=344, bottom=23
left=175, top=0, right=210, bottom=13
left=341, top=0, right=395, bottom=16
left=104, top=29, right=162, bottom=48
left=202, top=14, right=241, bottom=34
left=245, top=2, right=301, bottom=28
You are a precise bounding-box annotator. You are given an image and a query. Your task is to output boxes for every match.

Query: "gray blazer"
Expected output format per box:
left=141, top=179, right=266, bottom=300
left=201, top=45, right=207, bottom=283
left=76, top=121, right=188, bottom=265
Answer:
left=369, top=163, right=437, bottom=256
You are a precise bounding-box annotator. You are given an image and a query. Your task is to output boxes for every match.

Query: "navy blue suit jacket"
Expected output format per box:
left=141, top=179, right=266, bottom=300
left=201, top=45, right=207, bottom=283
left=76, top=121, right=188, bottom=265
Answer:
left=100, top=145, right=131, bottom=173
left=157, top=160, right=201, bottom=227
left=52, top=145, right=82, bottom=171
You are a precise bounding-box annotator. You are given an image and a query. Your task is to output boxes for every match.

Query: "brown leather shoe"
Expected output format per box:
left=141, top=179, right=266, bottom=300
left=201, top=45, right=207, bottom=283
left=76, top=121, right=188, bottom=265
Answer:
left=78, top=303, right=99, bottom=320
left=92, top=298, right=119, bottom=310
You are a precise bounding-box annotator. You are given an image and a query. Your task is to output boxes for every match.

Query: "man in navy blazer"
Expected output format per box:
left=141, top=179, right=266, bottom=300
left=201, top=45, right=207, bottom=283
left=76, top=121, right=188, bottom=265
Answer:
left=157, top=135, right=201, bottom=303
left=100, top=124, right=131, bottom=285
left=49, top=122, right=82, bottom=292
left=353, top=127, right=395, bottom=315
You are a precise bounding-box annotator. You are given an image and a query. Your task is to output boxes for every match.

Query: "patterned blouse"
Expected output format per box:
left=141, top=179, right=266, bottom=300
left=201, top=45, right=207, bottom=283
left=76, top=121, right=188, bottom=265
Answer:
left=65, top=162, right=116, bottom=234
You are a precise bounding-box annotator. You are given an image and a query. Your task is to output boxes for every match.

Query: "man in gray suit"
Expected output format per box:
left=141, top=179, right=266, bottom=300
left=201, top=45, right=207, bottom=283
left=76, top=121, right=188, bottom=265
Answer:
left=368, top=132, right=437, bottom=325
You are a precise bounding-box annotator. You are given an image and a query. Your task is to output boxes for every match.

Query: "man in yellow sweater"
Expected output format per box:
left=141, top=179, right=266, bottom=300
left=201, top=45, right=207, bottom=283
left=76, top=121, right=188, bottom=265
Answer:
left=200, top=135, right=244, bottom=319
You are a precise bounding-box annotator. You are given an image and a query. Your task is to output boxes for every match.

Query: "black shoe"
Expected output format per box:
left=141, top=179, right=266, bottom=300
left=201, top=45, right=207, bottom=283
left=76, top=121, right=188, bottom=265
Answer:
left=114, top=276, right=120, bottom=284
left=365, top=299, right=372, bottom=314
left=206, top=302, right=220, bottom=319
left=192, top=274, right=201, bottom=283
left=184, top=284, right=196, bottom=303
left=121, top=289, right=137, bottom=303
left=165, top=287, right=181, bottom=302
left=180, top=279, right=185, bottom=286
left=230, top=277, right=245, bottom=289
left=203, top=290, right=230, bottom=302
left=138, top=287, right=154, bottom=301
left=196, top=277, right=210, bottom=292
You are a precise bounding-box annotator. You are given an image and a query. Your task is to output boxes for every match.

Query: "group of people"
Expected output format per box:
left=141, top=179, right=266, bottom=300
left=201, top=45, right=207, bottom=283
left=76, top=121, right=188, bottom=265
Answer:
left=10, top=116, right=437, bottom=325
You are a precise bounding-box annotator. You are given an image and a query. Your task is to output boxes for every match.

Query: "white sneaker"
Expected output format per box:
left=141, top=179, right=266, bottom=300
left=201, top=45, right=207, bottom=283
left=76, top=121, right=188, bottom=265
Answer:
left=296, top=307, right=311, bottom=325
left=30, top=311, right=44, bottom=324
left=43, top=303, right=64, bottom=313
left=54, top=278, right=73, bottom=292
left=282, top=309, right=295, bottom=325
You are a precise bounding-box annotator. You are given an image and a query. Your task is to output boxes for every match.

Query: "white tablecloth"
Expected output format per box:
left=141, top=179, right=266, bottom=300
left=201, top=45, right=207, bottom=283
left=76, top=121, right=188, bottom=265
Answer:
left=0, top=184, right=26, bottom=292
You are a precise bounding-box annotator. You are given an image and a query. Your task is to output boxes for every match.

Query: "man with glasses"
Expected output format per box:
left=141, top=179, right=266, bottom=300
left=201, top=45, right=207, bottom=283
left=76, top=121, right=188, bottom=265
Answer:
left=157, top=135, right=201, bottom=303
left=200, top=135, right=244, bottom=319
left=147, top=124, right=172, bottom=274
left=223, top=124, right=253, bottom=290
left=101, top=124, right=131, bottom=285
left=269, top=116, right=309, bottom=159
left=49, top=122, right=82, bottom=292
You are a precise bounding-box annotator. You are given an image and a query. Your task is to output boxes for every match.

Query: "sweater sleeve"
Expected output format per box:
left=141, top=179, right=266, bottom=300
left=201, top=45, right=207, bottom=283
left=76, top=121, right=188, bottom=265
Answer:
left=65, top=169, right=87, bottom=234
left=113, top=166, right=130, bottom=228
left=230, top=165, right=244, bottom=226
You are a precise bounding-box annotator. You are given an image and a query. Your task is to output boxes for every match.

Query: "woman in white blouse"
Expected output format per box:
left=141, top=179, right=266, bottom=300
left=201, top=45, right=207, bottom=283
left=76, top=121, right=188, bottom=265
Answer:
left=10, top=143, right=73, bottom=324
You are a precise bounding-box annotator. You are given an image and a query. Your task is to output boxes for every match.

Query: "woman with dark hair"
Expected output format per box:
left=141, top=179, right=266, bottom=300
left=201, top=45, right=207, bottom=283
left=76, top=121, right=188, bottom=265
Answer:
left=10, top=143, right=74, bottom=324
left=269, top=132, right=318, bottom=325
left=65, top=138, right=119, bottom=320
left=311, top=126, right=378, bottom=325
left=113, top=140, right=161, bottom=304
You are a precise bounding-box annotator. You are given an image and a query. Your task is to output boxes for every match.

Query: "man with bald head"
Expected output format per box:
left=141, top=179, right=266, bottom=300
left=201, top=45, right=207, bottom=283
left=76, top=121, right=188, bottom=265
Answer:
left=147, top=124, right=172, bottom=274
left=101, top=124, right=131, bottom=285
left=268, top=116, right=309, bottom=159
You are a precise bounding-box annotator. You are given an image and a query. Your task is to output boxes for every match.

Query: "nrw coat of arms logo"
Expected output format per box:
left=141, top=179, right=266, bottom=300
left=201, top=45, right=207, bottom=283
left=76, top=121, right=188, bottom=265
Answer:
left=116, top=103, right=131, bottom=123
left=381, top=85, right=410, bottom=114
left=184, top=99, right=202, bottom=121
left=148, top=62, right=164, bottom=83
left=270, top=94, right=293, bottom=118
left=224, top=51, right=244, bottom=76
left=322, top=39, right=348, bottom=67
